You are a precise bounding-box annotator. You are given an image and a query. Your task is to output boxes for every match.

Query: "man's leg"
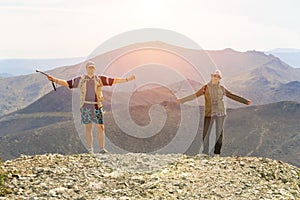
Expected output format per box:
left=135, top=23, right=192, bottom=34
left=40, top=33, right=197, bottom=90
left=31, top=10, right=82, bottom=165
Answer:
left=96, top=124, right=105, bottom=149
left=202, top=116, right=212, bottom=154
left=94, top=106, right=107, bottom=153
left=214, top=116, right=226, bottom=155
left=85, top=124, right=93, bottom=153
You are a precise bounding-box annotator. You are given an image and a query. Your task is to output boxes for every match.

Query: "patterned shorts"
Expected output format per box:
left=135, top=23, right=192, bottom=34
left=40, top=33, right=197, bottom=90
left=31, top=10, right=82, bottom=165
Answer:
left=80, top=106, right=104, bottom=124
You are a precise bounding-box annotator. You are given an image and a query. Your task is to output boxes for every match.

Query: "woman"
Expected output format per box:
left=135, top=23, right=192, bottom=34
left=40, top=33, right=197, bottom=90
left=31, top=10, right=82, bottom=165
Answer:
left=176, top=70, right=251, bottom=156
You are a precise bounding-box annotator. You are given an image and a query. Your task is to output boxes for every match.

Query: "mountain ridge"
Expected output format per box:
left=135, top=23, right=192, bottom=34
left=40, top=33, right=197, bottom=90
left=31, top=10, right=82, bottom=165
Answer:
left=266, top=49, right=300, bottom=68
left=1, top=41, right=299, bottom=116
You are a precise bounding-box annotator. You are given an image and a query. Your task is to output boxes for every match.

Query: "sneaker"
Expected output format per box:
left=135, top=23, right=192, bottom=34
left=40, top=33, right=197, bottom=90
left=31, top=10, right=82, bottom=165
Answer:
left=99, top=148, right=108, bottom=154
left=88, top=147, right=94, bottom=154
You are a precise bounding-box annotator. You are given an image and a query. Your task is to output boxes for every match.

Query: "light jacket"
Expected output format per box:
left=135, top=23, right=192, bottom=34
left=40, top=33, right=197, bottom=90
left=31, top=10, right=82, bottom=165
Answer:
left=78, top=75, right=104, bottom=108
left=196, top=82, right=249, bottom=116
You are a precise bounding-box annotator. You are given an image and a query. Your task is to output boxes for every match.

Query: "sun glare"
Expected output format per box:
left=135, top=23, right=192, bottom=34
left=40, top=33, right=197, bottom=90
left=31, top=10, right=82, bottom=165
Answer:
left=138, top=0, right=171, bottom=21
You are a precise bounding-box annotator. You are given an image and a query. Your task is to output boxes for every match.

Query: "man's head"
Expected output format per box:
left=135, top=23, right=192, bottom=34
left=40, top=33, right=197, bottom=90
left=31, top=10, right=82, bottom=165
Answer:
left=211, top=69, right=222, bottom=83
left=86, top=61, right=96, bottom=69
left=85, top=61, right=96, bottom=76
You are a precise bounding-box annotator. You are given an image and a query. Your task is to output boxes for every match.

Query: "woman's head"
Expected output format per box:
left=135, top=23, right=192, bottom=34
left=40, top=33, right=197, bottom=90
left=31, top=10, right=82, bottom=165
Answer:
left=211, top=69, right=222, bottom=83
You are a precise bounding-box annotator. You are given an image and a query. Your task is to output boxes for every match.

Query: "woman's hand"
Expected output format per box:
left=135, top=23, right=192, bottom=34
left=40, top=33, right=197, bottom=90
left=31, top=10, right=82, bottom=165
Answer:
left=176, top=99, right=182, bottom=104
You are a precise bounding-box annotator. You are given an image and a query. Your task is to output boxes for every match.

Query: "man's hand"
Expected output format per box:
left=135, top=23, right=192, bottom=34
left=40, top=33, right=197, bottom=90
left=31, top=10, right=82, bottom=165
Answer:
left=127, top=75, right=135, bottom=81
left=47, top=75, right=55, bottom=82
left=247, top=100, right=252, bottom=105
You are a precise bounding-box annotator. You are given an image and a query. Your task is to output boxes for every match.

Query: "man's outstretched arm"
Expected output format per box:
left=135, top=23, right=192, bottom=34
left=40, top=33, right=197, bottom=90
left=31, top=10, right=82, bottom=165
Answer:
left=113, top=75, right=135, bottom=84
left=48, top=76, right=69, bottom=87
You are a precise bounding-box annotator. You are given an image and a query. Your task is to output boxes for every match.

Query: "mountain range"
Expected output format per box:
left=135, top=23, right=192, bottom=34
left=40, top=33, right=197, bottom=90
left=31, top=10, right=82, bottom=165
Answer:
left=0, top=73, right=13, bottom=77
left=0, top=42, right=299, bottom=116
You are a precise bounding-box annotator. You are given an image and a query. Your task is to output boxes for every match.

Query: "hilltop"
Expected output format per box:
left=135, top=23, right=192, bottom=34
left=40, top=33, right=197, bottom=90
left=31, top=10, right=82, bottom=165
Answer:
left=1, top=153, right=299, bottom=199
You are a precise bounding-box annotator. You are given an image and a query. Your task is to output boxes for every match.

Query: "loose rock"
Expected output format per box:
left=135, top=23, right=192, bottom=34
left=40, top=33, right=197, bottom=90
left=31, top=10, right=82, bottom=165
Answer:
left=0, top=153, right=299, bottom=199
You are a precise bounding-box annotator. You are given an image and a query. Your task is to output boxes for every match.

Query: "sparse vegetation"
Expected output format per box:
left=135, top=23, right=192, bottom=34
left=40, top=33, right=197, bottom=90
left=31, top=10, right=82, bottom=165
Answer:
left=0, top=158, right=10, bottom=196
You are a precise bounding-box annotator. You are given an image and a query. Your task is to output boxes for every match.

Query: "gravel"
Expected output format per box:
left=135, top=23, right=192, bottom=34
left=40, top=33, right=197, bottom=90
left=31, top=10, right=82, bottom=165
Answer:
left=1, top=153, right=299, bottom=199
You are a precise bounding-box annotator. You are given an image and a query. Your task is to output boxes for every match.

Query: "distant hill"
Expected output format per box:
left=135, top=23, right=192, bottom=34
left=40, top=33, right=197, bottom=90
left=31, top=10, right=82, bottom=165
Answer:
left=225, top=56, right=300, bottom=105
left=0, top=86, right=299, bottom=168
left=0, top=73, right=13, bottom=77
left=266, top=48, right=300, bottom=68
left=269, top=48, right=300, bottom=53
left=0, top=57, right=84, bottom=76
left=223, top=101, right=300, bottom=167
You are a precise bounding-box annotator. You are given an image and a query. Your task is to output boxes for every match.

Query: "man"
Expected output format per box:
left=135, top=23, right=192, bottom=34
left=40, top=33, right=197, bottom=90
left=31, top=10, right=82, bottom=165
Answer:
left=48, top=61, right=135, bottom=154
left=176, top=70, right=251, bottom=156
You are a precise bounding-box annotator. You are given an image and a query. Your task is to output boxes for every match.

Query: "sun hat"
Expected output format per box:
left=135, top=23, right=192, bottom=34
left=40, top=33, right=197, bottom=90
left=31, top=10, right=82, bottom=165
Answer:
left=211, top=69, right=222, bottom=79
left=86, top=61, right=96, bottom=68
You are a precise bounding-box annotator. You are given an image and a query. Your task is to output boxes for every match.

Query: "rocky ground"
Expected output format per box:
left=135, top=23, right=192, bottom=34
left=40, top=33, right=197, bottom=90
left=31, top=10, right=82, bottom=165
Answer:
left=0, top=153, right=299, bottom=199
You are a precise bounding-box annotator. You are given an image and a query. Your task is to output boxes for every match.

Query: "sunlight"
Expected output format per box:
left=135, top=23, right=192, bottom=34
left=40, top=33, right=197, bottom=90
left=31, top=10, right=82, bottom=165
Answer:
left=138, top=0, right=171, bottom=21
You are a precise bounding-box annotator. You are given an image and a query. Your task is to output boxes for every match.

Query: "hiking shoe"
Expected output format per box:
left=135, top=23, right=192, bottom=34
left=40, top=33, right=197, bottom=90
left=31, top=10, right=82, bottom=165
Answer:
left=88, top=147, right=94, bottom=155
left=99, top=148, right=108, bottom=154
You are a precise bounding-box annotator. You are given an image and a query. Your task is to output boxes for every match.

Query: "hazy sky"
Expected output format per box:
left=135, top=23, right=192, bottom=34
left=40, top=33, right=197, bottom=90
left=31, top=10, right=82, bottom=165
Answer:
left=0, top=0, right=299, bottom=58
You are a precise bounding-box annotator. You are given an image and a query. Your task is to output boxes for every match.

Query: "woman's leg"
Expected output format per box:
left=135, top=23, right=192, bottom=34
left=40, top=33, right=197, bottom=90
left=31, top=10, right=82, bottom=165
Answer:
left=214, top=116, right=226, bottom=155
left=203, top=116, right=213, bottom=154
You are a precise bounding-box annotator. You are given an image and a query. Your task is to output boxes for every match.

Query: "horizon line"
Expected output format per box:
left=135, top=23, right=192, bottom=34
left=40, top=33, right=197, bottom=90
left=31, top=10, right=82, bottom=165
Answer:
left=1, top=40, right=299, bottom=60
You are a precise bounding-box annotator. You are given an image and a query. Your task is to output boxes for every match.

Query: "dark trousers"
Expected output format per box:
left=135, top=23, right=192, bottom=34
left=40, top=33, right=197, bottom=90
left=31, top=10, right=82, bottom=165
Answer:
left=202, top=115, right=226, bottom=155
